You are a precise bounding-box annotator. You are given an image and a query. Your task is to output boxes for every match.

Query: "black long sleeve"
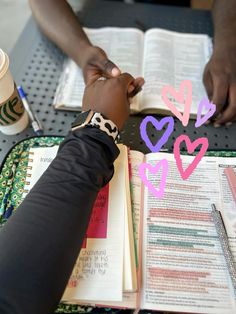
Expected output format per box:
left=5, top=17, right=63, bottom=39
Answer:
left=0, top=127, right=119, bottom=314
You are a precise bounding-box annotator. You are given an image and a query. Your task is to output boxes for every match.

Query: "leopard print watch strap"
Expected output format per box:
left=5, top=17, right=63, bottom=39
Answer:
left=90, top=112, right=119, bottom=141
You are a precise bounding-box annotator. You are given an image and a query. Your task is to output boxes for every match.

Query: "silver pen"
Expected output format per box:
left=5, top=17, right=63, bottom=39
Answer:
left=211, top=203, right=236, bottom=299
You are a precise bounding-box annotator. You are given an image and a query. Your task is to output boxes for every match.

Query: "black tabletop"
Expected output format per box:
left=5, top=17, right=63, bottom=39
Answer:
left=4, top=0, right=235, bottom=166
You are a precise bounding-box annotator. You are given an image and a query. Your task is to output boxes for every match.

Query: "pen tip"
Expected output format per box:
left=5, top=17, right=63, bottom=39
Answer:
left=36, top=130, right=43, bottom=136
left=211, top=204, right=216, bottom=211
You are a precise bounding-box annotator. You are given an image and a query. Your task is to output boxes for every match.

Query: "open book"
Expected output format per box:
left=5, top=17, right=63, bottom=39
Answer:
left=128, top=150, right=236, bottom=313
left=23, top=144, right=236, bottom=313
left=53, top=27, right=212, bottom=116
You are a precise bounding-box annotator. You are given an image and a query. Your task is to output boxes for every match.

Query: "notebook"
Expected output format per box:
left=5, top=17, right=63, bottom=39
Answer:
left=23, top=144, right=137, bottom=303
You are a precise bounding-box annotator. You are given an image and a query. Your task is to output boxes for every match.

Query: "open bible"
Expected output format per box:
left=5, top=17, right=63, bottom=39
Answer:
left=22, top=143, right=236, bottom=313
left=53, top=27, right=212, bottom=116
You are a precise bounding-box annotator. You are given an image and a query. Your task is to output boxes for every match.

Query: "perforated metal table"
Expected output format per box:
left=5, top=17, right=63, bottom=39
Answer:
left=4, top=0, right=235, bottom=165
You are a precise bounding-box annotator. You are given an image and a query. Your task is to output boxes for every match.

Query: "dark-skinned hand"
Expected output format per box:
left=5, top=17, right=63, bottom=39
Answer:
left=203, top=40, right=236, bottom=126
left=82, top=73, right=144, bottom=130
left=81, top=45, right=144, bottom=97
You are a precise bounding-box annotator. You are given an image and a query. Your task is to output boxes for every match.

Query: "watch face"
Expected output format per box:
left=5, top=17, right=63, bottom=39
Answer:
left=71, top=110, right=92, bottom=128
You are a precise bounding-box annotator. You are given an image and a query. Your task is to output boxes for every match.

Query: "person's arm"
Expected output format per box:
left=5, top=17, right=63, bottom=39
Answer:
left=28, top=0, right=121, bottom=84
left=203, top=0, right=236, bottom=125
left=0, top=73, right=138, bottom=314
left=28, top=0, right=144, bottom=92
left=0, top=128, right=118, bottom=314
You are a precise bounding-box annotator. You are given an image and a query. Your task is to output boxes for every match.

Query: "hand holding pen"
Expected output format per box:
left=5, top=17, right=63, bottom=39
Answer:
left=17, top=86, right=43, bottom=136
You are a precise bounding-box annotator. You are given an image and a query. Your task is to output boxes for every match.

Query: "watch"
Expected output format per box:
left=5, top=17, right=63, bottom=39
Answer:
left=71, top=110, right=119, bottom=141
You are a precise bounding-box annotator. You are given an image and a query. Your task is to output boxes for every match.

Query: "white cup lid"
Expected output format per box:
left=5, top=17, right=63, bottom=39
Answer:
left=0, top=49, right=9, bottom=79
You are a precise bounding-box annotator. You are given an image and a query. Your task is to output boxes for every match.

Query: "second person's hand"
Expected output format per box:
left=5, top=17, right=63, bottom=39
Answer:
left=82, top=73, right=144, bottom=130
left=81, top=45, right=144, bottom=97
left=203, top=41, right=236, bottom=126
left=81, top=46, right=121, bottom=84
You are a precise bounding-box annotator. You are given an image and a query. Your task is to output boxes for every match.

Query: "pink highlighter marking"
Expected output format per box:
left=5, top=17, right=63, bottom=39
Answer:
left=224, top=167, right=236, bottom=204
left=82, top=184, right=109, bottom=248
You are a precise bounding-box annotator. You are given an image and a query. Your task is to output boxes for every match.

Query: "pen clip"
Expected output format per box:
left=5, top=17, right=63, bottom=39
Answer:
left=35, top=114, right=43, bottom=130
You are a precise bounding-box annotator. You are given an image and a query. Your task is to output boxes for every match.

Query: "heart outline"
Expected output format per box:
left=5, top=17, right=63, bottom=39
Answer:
left=195, top=97, right=216, bottom=128
left=174, top=135, right=209, bottom=180
left=161, top=80, right=192, bottom=127
left=139, top=159, right=168, bottom=198
left=140, top=116, right=174, bottom=153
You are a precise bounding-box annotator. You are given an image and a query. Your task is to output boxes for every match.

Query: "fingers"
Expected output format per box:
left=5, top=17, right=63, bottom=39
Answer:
left=134, top=77, right=145, bottom=87
left=214, top=82, right=236, bottom=125
left=117, top=72, right=136, bottom=91
left=128, top=77, right=145, bottom=98
left=94, top=73, right=144, bottom=101
left=90, top=46, right=121, bottom=78
left=115, top=73, right=144, bottom=101
left=203, top=66, right=213, bottom=100
left=211, top=76, right=229, bottom=118
left=118, top=74, right=144, bottom=93
left=132, top=77, right=145, bottom=91
left=85, top=72, right=102, bottom=86
left=100, top=58, right=121, bottom=78
left=203, top=60, right=236, bottom=126
left=128, top=86, right=142, bottom=98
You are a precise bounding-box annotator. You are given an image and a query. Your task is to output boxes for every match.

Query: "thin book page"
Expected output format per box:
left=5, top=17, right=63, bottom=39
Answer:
left=141, top=29, right=212, bottom=115
left=129, top=150, right=145, bottom=265
left=75, top=290, right=138, bottom=309
left=75, top=149, right=145, bottom=309
left=23, top=144, right=127, bottom=302
left=129, top=149, right=146, bottom=311
left=62, top=145, right=127, bottom=302
left=141, top=152, right=236, bottom=313
left=123, top=147, right=138, bottom=292
left=217, top=158, right=236, bottom=264
left=77, top=149, right=145, bottom=310
left=54, top=27, right=144, bottom=111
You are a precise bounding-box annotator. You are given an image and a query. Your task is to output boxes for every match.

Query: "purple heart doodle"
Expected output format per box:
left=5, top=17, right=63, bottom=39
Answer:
left=140, top=116, right=174, bottom=153
left=195, top=97, right=216, bottom=128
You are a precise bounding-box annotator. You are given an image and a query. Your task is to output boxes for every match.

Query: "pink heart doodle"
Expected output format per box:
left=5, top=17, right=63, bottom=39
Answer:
left=195, top=97, right=216, bottom=128
left=138, top=159, right=168, bottom=198
left=174, top=135, right=209, bottom=180
left=161, top=80, right=192, bottom=127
